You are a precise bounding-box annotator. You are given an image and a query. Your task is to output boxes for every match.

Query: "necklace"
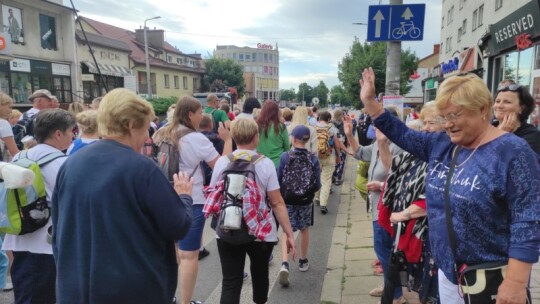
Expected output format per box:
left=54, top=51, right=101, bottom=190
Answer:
left=451, top=127, right=492, bottom=167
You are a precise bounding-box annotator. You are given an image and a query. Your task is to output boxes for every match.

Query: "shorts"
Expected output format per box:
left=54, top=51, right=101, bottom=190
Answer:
left=286, top=204, right=313, bottom=232
left=179, top=204, right=206, bottom=251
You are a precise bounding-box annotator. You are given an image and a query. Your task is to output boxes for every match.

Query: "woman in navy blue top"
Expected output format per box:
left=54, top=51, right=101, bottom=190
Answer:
left=358, top=68, right=539, bottom=304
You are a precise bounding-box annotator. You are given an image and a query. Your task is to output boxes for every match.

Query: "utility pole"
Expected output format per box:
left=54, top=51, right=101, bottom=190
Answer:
left=385, top=0, right=402, bottom=96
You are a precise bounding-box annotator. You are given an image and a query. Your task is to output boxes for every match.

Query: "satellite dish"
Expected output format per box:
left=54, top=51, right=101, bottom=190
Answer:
left=312, top=97, right=319, bottom=105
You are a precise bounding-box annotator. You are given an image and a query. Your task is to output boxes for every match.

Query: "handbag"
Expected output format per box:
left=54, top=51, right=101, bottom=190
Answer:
left=444, top=146, right=531, bottom=304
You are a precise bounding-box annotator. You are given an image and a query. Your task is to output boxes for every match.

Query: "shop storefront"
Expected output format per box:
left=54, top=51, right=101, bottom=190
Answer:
left=0, top=58, right=72, bottom=105
left=484, top=0, right=540, bottom=127
left=81, top=61, right=131, bottom=102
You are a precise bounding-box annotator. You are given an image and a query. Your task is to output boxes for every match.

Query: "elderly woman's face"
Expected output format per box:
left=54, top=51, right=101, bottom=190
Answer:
left=421, top=113, right=444, bottom=132
left=132, top=121, right=150, bottom=151
left=494, top=91, right=521, bottom=121
left=439, top=104, right=487, bottom=148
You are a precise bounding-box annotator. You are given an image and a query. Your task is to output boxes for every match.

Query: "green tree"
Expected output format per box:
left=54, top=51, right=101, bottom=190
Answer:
left=296, top=83, right=314, bottom=105
left=338, top=38, right=418, bottom=108
left=313, top=81, right=329, bottom=107
left=280, top=88, right=296, bottom=101
left=203, top=58, right=246, bottom=97
left=330, top=85, right=346, bottom=107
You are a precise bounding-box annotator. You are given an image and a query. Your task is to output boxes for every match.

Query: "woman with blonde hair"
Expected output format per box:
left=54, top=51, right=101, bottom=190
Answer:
left=67, top=101, right=84, bottom=115
left=52, top=88, right=193, bottom=303
left=287, top=106, right=317, bottom=154
left=0, top=93, right=19, bottom=161
left=67, top=110, right=99, bottom=155
left=360, top=68, right=539, bottom=303
left=8, top=109, right=21, bottom=126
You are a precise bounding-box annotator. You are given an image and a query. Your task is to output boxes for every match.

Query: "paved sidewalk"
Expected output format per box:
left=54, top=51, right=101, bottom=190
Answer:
left=320, top=157, right=540, bottom=304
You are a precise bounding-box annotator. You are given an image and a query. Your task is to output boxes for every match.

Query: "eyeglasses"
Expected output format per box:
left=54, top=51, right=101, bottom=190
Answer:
left=438, top=111, right=463, bottom=123
left=496, top=84, right=522, bottom=93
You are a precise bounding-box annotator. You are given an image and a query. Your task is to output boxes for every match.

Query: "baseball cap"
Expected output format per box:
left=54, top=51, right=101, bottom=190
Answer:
left=28, top=89, right=54, bottom=102
left=290, top=125, right=310, bottom=141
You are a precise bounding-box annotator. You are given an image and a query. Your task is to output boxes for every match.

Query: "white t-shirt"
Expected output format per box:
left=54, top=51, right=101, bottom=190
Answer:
left=0, top=119, right=14, bottom=161
left=2, top=144, right=67, bottom=254
left=236, top=113, right=254, bottom=120
left=210, top=149, right=280, bottom=242
left=179, top=132, right=219, bottom=205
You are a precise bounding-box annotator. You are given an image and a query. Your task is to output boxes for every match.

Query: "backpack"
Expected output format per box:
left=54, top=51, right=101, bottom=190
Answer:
left=280, top=150, right=318, bottom=205
left=212, top=153, right=266, bottom=245
left=13, top=112, right=35, bottom=150
left=0, top=150, right=66, bottom=235
left=210, top=109, right=220, bottom=133
left=315, top=125, right=333, bottom=159
left=155, top=138, right=179, bottom=182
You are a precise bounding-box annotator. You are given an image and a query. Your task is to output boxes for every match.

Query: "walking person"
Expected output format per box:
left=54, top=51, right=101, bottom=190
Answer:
left=256, top=101, right=290, bottom=168
left=277, top=125, right=321, bottom=287
left=204, top=118, right=296, bottom=304
left=331, top=109, right=348, bottom=185
left=287, top=106, right=318, bottom=154
left=359, top=68, right=539, bottom=303
left=174, top=96, right=232, bottom=304
left=52, top=89, right=193, bottom=303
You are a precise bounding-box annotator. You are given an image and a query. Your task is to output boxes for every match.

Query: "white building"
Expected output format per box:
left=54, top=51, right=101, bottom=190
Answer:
left=214, top=44, right=280, bottom=101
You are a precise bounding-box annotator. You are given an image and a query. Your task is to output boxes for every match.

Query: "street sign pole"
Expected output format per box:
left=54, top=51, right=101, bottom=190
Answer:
left=386, top=0, right=402, bottom=96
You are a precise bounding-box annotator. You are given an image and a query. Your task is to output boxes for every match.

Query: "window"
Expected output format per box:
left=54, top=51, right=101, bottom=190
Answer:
left=442, top=17, right=445, bottom=29
left=462, top=19, right=467, bottom=34
left=495, top=0, right=503, bottom=10
left=478, top=5, right=484, bottom=27
left=233, top=53, right=236, bottom=60
left=447, top=6, right=454, bottom=25
left=183, top=76, right=188, bottom=89
left=174, top=75, right=179, bottom=89
left=445, top=37, right=452, bottom=53
left=264, top=53, right=268, bottom=63
left=472, top=9, right=478, bottom=30
left=177, top=58, right=181, bottom=64
left=167, top=55, right=172, bottom=63
left=458, top=28, right=462, bottom=42
left=193, top=78, right=200, bottom=90
left=245, top=54, right=251, bottom=61
left=252, top=53, right=256, bottom=61
left=459, top=0, right=464, bottom=10
left=39, top=14, right=57, bottom=50
left=239, top=53, right=244, bottom=62
left=164, top=74, right=170, bottom=88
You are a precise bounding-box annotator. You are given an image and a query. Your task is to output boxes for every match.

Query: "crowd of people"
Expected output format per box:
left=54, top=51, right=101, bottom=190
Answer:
left=0, top=70, right=536, bottom=304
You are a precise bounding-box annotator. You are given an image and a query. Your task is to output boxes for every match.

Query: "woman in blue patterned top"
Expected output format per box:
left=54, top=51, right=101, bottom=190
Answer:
left=358, top=68, right=540, bottom=304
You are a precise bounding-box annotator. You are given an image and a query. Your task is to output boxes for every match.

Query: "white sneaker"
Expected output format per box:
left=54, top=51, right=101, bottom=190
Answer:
left=2, top=282, right=13, bottom=292
left=278, top=263, right=290, bottom=287
left=299, top=258, right=310, bottom=272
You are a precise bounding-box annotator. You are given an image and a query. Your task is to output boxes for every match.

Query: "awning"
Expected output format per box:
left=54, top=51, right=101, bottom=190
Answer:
left=82, top=61, right=131, bottom=77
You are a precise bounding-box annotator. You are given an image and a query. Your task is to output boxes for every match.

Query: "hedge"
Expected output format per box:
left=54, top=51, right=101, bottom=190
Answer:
left=148, top=96, right=177, bottom=115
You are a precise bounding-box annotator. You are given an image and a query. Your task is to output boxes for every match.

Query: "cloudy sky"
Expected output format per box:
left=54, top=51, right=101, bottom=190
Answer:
left=71, top=0, right=442, bottom=90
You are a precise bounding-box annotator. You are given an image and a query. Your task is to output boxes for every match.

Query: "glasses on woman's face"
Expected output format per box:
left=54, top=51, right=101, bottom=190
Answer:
left=497, top=84, right=522, bottom=93
left=438, top=111, right=463, bottom=123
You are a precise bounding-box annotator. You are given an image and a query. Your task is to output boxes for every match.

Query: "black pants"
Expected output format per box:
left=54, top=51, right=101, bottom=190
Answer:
left=217, top=239, right=275, bottom=304
left=12, top=251, right=56, bottom=304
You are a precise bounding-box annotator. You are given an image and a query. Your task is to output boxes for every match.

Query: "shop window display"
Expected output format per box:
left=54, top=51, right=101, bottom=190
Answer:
left=10, top=73, right=31, bottom=103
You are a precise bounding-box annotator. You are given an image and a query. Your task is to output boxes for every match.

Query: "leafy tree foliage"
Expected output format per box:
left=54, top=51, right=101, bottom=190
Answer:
left=280, top=88, right=296, bottom=101
left=296, top=83, right=314, bottom=105
left=330, top=85, right=347, bottom=106
left=313, top=81, right=329, bottom=107
left=203, top=58, right=246, bottom=97
left=338, top=38, right=418, bottom=108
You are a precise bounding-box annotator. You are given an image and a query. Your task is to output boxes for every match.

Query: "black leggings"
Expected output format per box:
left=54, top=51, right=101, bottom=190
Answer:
left=217, top=239, right=275, bottom=304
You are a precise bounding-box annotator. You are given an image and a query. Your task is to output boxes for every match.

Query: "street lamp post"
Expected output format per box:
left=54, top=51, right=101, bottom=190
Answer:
left=144, top=16, right=161, bottom=99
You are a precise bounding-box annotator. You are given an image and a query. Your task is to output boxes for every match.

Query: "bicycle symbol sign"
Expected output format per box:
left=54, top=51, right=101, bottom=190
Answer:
left=367, top=4, right=425, bottom=42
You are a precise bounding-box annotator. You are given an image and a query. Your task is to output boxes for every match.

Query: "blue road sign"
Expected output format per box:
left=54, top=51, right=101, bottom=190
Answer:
left=367, top=4, right=425, bottom=42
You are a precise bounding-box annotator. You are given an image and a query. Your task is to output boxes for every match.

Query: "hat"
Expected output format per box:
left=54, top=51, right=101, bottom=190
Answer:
left=290, top=125, right=310, bottom=141
left=28, top=89, right=54, bottom=102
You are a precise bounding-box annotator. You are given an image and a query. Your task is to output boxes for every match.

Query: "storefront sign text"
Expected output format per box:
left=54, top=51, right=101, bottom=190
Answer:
left=441, top=57, right=460, bottom=75
left=10, top=58, right=30, bottom=72
left=515, top=33, right=533, bottom=50
left=257, top=43, right=273, bottom=50
left=494, top=14, right=534, bottom=44
left=52, top=63, right=70, bottom=76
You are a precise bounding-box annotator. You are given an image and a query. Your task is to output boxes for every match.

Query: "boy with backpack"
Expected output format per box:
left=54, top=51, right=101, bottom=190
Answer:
left=277, top=125, right=321, bottom=287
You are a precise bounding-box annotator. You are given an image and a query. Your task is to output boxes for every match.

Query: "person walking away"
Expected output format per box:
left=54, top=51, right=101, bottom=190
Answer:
left=256, top=101, right=290, bottom=168
left=287, top=106, right=318, bottom=155
left=331, top=110, right=348, bottom=185
left=3, top=109, right=76, bottom=304
left=277, top=125, right=321, bottom=287
left=205, top=94, right=230, bottom=132
left=204, top=118, right=296, bottom=304
left=313, top=111, right=342, bottom=214
left=67, top=110, right=99, bottom=155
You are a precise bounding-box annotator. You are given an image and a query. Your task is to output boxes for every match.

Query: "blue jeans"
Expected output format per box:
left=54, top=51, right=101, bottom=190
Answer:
left=0, top=237, right=7, bottom=289
left=373, top=221, right=403, bottom=299
left=12, top=251, right=56, bottom=304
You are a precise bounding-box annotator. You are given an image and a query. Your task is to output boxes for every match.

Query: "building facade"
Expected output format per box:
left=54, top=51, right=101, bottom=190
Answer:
left=78, top=17, right=205, bottom=100
left=0, top=0, right=78, bottom=105
left=214, top=44, right=280, bottom=101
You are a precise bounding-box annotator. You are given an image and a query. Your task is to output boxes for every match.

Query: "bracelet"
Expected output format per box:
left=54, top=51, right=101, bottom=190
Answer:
left=403, top=209, right=411, bottom=220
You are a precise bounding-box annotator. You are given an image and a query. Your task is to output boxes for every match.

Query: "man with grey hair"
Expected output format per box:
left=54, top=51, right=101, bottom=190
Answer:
left=204, top=94, right=230, bottom=131
left=3, top=109, right=76, bottom=304
left=13, top=89, right=55, bottom=149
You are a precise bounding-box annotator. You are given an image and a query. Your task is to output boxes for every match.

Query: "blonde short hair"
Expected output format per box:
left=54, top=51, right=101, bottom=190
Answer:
left=419, top=101, right=438, bottom=121
left=199, top=113, right=213, bottom=131
left=0, top=93, right=13, bottom=106
left=10, top=109, right=22, bottom=120
left=333, top=109, right=344, bottom=121
left=231, top=118, right=258, bottom=145
left=435, top=74, right=493, bottom=120
left=76, top=110, right=98, bottom=135
left=98, top=88, right=154, bottom=137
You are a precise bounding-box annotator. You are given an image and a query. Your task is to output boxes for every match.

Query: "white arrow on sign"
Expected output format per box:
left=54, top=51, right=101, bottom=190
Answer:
left=373, top=10, right=385, bottom=38
left=402, top=7, right=414, bottom=20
